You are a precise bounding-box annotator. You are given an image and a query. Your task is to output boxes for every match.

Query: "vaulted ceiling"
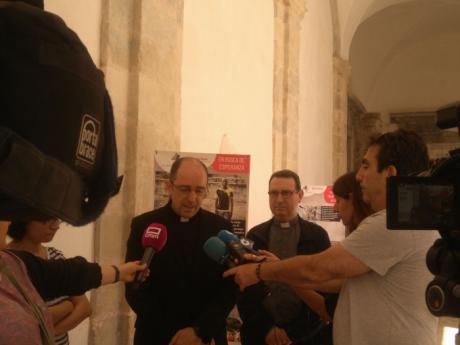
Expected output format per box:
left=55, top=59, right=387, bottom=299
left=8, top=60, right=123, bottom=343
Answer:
left=348, top=0, right=460, bottom=113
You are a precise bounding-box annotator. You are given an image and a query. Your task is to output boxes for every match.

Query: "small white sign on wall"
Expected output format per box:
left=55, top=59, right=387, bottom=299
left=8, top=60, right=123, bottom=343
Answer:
left=298, top=185, right=345, bottom=242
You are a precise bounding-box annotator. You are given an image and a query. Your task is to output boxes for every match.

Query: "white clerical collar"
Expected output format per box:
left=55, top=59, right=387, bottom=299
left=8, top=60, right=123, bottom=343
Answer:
left=180, top=217, right=190, bottom=223
left=273, top=218, right=297, bottom=228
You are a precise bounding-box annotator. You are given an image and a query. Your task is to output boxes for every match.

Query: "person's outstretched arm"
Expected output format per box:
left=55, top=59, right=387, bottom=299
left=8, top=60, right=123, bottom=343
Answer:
left=10, top=250, right=147, bottom=299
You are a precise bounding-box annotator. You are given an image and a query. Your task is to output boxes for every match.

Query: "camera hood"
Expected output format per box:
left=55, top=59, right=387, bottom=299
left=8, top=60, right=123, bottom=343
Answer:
left=0, top=2, right=122, bottom=225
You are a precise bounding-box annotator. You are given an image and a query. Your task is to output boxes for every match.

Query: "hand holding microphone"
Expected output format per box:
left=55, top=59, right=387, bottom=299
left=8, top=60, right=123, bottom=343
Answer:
left=100, top=261, right=148, bottom=285
left=203, top=230, right=262, bottom=266
left=133, top=223, right=168, bottom=289
left=120, top=262, right=149, bottom=282
left=217, top=230, right=267, bottom=264
left=204, top=233, right=270, bottom=297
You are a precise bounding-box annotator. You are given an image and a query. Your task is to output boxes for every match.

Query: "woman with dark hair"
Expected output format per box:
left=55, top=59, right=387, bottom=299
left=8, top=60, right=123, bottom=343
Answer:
left=6, top=221, right=27, bottom=241
left=332, top=172, right=373, bottom=235
left=7, top=219, right=91, bottom=345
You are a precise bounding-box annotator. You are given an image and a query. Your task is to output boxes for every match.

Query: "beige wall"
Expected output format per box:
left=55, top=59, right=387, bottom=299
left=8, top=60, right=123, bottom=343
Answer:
left=181, top=0, right=275, bottom=227
left=46, top=0, right=102, bottom=61
left=298, top=0, right=334, bottom=185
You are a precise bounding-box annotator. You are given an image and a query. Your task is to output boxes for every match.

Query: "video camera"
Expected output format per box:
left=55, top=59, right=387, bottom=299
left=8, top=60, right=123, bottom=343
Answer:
left=387, top=102, right=460, bottom=317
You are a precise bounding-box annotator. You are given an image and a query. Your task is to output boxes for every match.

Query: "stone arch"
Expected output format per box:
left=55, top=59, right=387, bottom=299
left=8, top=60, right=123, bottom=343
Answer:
left=340, top=0, right=416, bottom=59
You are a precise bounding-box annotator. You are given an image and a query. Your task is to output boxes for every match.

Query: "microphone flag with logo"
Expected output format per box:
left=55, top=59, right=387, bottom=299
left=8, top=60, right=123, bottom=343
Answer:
left=133, top=223, right=168, bottom=288
left=217, top=229, right=262, bottom=263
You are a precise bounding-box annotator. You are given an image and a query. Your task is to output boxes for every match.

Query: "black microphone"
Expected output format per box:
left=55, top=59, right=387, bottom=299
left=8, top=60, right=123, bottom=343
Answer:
left=217, top=230, right=264, bottom=264
left=133, top=223, right=168, bottom=289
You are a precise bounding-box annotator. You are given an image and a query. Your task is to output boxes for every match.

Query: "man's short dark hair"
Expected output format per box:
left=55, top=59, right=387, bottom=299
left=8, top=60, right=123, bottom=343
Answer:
left=269, top=169, right=301, bottom=191
left=169, top=157, right=209, bottom=182
left=368, top=129, right=429, bottom=176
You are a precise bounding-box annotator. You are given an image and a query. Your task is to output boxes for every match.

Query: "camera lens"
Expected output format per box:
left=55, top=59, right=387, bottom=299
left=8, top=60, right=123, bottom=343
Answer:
left=426, top=283, right=445, bottom=313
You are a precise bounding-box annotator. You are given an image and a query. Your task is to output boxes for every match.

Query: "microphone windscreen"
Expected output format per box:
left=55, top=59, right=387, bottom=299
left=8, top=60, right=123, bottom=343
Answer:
left=217, top=229, right=239, bottom=244
left=141, top=223, right=168, bottom=251
left=203, top=237, right=228, bottom=265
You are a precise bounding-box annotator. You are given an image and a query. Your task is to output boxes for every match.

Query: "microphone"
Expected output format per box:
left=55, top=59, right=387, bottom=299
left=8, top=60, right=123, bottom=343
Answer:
left=133, top=223, right=168, bottom=289
left=203, top=237, right=238, bottom=267
left=217, top=230, right=262, bottom=264
left=204, top=235, right=271, bottom=300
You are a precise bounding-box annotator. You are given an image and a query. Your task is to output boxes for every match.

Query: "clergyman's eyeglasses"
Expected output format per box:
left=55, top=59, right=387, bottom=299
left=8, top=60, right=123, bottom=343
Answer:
left=172, top=184, right=207, bottom=197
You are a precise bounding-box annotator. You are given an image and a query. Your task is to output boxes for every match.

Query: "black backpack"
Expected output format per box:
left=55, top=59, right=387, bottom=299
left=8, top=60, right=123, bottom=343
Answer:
left=0, top=1, right=121, bottom=225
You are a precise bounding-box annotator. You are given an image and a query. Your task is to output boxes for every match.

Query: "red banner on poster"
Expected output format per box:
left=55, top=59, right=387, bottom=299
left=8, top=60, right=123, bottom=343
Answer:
left=324, top=186, right=336, bottom=204
left=211, top=154, right=250, bottom=174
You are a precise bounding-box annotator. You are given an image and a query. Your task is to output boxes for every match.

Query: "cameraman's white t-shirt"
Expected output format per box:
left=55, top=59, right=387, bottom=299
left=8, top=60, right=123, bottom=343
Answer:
left=334, top=210, right=439, bottom=345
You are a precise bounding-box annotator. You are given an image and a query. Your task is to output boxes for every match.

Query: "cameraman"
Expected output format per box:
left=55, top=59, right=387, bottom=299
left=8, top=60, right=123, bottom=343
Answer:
left=225, top=129, right=438, bottom=345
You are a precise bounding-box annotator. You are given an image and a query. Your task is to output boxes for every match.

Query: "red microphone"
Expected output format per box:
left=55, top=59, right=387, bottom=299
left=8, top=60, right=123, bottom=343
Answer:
left=133, top=223, right=168, bottom=288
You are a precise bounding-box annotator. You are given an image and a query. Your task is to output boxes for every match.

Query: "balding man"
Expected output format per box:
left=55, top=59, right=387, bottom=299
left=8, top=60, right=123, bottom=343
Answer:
left=126, top=157, right=237, bottom=345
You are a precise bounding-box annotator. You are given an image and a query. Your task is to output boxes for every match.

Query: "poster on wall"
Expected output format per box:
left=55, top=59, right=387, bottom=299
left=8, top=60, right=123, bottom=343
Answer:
left=154, top=151, right=250, bottom=236
left=298, top=185, right=345, bottom=242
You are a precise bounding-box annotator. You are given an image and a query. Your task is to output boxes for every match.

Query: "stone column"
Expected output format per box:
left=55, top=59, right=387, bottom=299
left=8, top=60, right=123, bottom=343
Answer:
left=332, top=55, right=351, bottom=179
left=272, top=0, right=307, bottom=171
left=352, top=112, right=384, bottom=169
left=89, top=1, right=184, bottom=345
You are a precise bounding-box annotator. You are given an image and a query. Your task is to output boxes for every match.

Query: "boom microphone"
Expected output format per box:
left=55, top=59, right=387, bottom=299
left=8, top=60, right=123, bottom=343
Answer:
left=133, top=223, right=168, bottom=289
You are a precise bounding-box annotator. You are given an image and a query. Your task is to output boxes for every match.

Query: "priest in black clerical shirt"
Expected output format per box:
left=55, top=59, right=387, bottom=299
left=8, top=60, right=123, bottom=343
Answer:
left=237, top=169, right=335, bottom=345
left=125, top=157, right=236, bottom=345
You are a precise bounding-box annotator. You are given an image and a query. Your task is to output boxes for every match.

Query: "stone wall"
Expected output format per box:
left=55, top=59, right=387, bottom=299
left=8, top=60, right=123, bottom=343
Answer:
left=350, top=111, right=385, bottom=170
left=273, top=0, right=306, bottom=171
left=390, top=112, right=459, bottom=161
left=332, top=56, right=351, bottom=177
left=89, top=1, right=184, bottom=344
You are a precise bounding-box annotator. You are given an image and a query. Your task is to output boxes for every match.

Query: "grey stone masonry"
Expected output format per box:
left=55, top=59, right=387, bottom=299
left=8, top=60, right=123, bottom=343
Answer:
left=273, top=0, right=306, bottom=172
left=332, top=56, right=351, bottom=178
left=89, top=1, right=184, bottom=345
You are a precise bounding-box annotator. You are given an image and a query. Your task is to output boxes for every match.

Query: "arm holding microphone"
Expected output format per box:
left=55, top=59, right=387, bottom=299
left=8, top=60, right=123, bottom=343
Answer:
left=10, top=250, right=147, bottom=300
left=225, top=244, right=368, bottom=290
